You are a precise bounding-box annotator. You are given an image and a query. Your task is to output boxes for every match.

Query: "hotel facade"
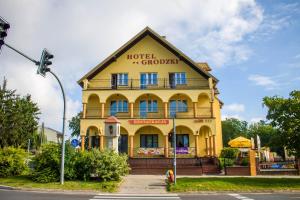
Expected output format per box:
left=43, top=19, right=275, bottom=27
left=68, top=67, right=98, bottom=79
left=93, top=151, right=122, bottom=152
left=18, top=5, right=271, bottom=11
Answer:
left=78, top=27, right=223, bottom=159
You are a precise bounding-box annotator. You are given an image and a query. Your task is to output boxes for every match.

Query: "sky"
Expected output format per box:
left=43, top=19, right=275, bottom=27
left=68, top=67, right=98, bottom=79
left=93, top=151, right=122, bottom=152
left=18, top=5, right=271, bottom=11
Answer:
left=0, top=0, right=299, bottom=134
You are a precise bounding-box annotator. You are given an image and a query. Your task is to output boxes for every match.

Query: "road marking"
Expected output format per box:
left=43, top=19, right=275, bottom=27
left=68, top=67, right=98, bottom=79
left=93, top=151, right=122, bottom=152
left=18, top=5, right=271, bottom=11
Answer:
left=228, top=193, right=254, bottom=200
left=90, top=194, right=180, bottom=200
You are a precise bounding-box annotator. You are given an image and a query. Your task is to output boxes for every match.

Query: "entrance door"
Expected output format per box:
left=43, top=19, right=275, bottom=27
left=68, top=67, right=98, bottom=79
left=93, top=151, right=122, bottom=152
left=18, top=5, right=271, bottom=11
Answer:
left=118, top=135, right=128, bottom=154
left=111, top=74, right=118, bottom=89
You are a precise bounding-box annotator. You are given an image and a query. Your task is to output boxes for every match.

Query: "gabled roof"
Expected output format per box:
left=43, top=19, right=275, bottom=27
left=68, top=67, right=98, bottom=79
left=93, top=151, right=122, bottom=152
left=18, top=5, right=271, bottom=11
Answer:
left=78, top=27, right=218, bottom=87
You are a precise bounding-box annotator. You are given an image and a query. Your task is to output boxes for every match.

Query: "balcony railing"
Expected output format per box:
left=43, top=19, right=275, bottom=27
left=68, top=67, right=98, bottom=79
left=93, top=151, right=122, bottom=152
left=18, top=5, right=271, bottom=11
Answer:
left=85, top=107, right=212, bottom=119
left=132, top=147, right=196, bottom=158
left=87, top=78, right=209, bottom=90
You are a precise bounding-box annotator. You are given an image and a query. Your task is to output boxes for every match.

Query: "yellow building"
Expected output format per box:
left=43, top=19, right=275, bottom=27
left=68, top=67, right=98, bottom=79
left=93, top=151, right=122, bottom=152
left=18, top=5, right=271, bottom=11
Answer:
left=78, top=27, right=223, bottom=159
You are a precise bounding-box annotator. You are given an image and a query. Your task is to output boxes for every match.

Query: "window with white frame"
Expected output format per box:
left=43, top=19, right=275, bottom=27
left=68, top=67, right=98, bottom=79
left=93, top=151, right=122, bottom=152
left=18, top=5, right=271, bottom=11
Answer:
left=140, top=73, right=158, bottom=88
left=175, top=72, right=186, bottom=85
left=117, top=73, right=128, bottom=86
left=110, top=100, right=128, bottom=115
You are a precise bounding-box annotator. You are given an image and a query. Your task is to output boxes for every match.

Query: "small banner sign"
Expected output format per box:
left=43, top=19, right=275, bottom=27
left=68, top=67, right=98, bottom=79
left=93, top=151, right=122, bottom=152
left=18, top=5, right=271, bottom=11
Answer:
left=176, top=147, right=189, bottom=154
left=128, top=119, right=169, bottom=125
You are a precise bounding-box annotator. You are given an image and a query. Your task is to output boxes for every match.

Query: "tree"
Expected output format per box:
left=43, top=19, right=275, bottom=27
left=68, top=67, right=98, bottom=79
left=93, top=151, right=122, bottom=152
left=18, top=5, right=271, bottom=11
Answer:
left=263, top=90, right=300, bottom=158
left=68, top=112, right=81, bottom=138
left=0, top=78, right=40, bottom=148
left=222, top=118, right=248, bottom=147
left=248, top=120, right=284, bottom=157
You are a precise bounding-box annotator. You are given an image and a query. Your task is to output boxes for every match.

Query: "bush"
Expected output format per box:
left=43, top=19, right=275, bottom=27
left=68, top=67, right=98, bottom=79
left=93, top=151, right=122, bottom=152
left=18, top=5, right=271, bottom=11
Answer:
left=220, top=147, right=239, bottom=158
left=240, top=158, right=249, bottom=166
left=0, top=147, right=28, bottom=177
left=31, top=143, right=61, bottom=183
left=90, top=149, right=130, bottom=181
left=219, top=158, right=235, bottom=170
left=31, top=143, right=129, bottom=182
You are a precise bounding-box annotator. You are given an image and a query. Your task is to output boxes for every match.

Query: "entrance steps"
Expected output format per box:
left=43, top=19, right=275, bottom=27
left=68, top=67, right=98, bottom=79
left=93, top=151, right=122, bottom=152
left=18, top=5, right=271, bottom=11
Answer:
left=129, top=157, right=220, bottom=175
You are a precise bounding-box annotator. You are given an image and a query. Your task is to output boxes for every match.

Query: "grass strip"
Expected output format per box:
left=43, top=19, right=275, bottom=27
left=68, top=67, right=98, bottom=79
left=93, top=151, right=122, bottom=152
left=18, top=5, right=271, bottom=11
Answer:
left=168, top=177, right=300, bottom=192
left=0, top=176, right=119, bottom=192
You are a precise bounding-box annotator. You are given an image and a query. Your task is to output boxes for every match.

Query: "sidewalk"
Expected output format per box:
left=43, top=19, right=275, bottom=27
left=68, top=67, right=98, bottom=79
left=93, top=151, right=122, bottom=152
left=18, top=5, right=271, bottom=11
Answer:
left=118, top=175, right=167, bottom=194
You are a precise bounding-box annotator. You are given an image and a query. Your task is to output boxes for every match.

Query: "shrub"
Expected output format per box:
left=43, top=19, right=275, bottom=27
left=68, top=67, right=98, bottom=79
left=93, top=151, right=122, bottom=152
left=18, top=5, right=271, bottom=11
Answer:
left=74, top=150, right=93, bottom=181
left=31, top=143, right=60, bottom=183
left=0, top=147, right=28, bottom=177
left=31, top=143, right=129, bottom=182
left=220, top=147, right=239, bottom=158
left=91, top=149, right=129, bottom=181
left=219, top=158, right=235, bottom=170
left=241, top=157, right=249, bottom=166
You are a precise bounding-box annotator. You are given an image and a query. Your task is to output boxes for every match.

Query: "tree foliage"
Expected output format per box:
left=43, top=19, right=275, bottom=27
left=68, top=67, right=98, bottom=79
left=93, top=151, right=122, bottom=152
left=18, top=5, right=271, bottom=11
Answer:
left=68, top=112, right=81, bottom=138
left=263, top=90, right=300, bottom=158
left=0, top=78, right=40, bottom=148
left=222, top=118, right=248, bottom=146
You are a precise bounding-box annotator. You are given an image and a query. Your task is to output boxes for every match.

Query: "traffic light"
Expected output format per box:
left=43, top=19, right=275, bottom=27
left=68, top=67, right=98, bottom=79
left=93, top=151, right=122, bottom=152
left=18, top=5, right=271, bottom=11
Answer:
left=37, top=49, right=54, bottom=76
left=0, top=16, right=10, bottom=50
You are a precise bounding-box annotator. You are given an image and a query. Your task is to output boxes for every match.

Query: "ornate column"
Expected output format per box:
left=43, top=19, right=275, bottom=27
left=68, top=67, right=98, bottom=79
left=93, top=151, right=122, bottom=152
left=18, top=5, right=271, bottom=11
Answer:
left=213, top=135, right=216, bottom=156
left=195, top=135, right=199, bottom=157
left=209, top=136, right=212, bottom=156
left=101, top=103, right=105, bottom=118
left=82, top=103, right=87, bottom=118
left=100, top=135, right=104, bottom=151
left=164, top=102, right=168, bottom=118
left=81, top=135, right=85, bottom=152
left=205, top=137, right=209, bottom=156
left=164, top=135, right=169, bottom=158
left=193, top=102, right=198, bottom=118
left=210, top=102, right=214, bottom=118
left=129, top=135, right=134, bottom=158
left=130, top=102, right=134, bottom=118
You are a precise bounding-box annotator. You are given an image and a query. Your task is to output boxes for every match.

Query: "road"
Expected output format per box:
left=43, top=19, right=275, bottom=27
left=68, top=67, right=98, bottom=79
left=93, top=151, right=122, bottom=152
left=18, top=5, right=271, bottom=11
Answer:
left=0, top=189, right=300, bottom=200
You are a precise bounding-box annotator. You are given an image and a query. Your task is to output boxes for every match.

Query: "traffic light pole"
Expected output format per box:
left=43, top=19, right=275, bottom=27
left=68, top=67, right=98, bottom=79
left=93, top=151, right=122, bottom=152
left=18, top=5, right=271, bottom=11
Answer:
left=3, top=43, right=39, bottom=65
left=48, top=69, right=66, bottom=185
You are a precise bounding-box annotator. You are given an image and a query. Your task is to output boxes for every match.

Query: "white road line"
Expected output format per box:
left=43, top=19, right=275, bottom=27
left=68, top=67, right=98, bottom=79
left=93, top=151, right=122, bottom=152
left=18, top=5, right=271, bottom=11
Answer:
left=228, top=193, right=254, bottom=200
left=90, top=194, right=180, bottom=200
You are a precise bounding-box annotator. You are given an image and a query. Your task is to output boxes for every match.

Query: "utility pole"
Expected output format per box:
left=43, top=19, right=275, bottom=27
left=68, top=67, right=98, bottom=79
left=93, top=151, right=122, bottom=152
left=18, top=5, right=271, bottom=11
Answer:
left=173, top=116, right=177, bottom=184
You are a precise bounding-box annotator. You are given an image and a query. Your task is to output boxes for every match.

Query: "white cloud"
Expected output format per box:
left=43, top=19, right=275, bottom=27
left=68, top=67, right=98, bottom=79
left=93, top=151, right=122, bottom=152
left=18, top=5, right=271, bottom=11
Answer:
left=250, top=117, right=264, bottom=123
left=248, top=74, right=277, bottom=89
left=224, top=103, right=245, bottom=112
left=0, top=0, right=266, bottom=132
left=222, top=114, right=244, bottom=120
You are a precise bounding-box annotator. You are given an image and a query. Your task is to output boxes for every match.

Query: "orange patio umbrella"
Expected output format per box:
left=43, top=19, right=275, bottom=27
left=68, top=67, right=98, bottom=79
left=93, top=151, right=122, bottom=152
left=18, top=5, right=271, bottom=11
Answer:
left=228, top=136, right=251, bottom=148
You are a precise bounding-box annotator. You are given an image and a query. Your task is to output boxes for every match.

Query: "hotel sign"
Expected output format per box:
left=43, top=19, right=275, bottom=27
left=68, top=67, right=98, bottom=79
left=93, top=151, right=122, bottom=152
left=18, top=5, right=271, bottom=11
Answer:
left=194, top=119, right=213, bottom=123
left=127, top=53, right=179, bottom=65
left=128, top=119, right=169, bottom=125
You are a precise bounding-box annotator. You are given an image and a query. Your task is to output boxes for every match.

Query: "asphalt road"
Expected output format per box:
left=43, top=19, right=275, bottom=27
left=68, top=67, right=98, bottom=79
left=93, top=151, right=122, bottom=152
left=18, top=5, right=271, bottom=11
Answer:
left=1, top=189, right=300, bottom=200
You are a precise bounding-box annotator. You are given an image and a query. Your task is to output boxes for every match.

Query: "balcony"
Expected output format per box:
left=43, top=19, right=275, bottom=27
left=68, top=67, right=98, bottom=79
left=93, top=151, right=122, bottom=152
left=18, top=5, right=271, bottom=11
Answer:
left=87, top=78, right=209, bottom=90
left=85, top=106, right=212, bottom=119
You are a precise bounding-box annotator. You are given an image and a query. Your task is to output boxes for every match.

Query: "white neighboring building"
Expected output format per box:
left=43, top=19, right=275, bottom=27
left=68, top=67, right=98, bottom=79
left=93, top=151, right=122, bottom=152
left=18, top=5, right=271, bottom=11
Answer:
left=37, top=126, right=63, bottom=143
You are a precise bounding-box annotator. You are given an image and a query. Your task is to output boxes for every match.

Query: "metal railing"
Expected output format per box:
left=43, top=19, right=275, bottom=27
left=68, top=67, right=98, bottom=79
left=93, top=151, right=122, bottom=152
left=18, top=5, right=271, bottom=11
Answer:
left=87, top=78, right=209, bottom=90
left=85, top=106, right=212, bottom=119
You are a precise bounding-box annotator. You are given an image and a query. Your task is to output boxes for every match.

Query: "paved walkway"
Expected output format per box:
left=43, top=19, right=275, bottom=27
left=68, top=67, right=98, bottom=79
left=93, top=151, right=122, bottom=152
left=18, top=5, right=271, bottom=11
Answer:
left=118, top=175, right=167, bottom=194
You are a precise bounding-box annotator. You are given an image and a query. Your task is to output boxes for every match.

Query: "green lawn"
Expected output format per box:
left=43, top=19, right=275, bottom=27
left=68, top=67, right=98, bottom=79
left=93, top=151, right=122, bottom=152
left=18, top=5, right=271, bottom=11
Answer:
left=168, top=177, right=300, bottom=192
left=0, top=176, right=119, bottom=192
